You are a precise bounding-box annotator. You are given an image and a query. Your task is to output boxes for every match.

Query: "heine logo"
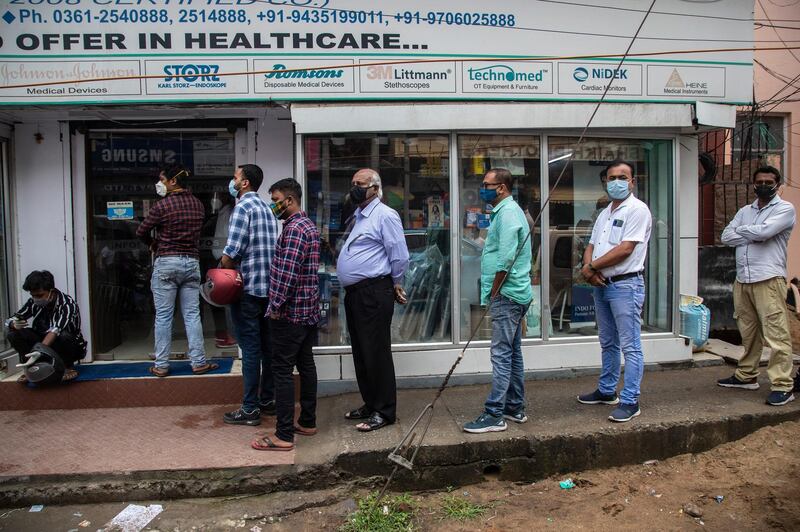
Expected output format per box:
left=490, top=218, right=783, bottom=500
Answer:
left=573, top=67, right=589, bottom=82
left=467, top=64, right=545, bottom=82
left=264, top=63, right=344, bottom=79
left=159, top=64, right=225, bottom=89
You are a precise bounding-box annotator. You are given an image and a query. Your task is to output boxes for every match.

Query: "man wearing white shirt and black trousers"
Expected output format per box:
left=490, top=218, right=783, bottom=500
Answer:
left=577, top=159, right=652, bottom=423
left=718, top=166, right=796, bottom=406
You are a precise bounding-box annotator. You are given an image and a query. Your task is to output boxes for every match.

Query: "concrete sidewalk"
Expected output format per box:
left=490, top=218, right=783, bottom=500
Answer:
left=1, top=364, right=798, bottom=507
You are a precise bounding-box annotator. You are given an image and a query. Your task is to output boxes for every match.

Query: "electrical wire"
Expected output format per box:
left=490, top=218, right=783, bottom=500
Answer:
left=754, top=59, right=800, bottom=88
left=757, top=0, right=800, bottom=63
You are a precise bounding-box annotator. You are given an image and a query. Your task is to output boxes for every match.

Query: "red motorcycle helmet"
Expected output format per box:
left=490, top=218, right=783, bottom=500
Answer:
left=201, top=269, right=243, bottom=307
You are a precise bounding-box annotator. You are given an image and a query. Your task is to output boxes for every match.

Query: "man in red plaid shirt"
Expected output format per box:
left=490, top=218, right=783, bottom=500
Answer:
left=252, top=178, right=320, bottom=451
left=136, top=164, right=218, bottom=377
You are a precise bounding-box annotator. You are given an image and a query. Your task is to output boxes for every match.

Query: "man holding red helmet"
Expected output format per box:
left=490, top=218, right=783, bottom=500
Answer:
left=220, top=164, right=280, bottom=427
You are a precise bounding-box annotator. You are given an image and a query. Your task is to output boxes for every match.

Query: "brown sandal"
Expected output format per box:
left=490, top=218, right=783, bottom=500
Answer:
left=62, top=369, right=79, bottom=382
left=192, top=362, right=219, bottom=375
left=251, top=435, right=294, bottom=452
left=294, top=425, right=318, bottom=436
left=149, top=366, right=169, bottom=378
left=16, top=374, right=28, bottom=384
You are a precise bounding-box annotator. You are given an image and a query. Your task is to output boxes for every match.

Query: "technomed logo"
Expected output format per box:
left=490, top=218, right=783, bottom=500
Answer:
left=264, top=64, right=344, bottom=79
left=468, top=64, right=545, bottom=82
left=573, top=67, right=589, bottom=82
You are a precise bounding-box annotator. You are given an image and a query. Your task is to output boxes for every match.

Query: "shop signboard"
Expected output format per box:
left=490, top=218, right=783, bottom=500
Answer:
left=0, top=0, right=753, bottom=105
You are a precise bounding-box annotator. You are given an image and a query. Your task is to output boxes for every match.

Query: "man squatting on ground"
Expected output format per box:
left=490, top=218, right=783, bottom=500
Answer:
left=5, top=270, right=87, bottom=383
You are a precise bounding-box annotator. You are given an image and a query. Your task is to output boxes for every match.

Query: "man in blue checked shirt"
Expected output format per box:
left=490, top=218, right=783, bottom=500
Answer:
left=220, top=164, right=280, bottom=427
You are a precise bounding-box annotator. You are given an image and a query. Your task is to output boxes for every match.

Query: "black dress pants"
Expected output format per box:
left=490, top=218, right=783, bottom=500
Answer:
left=7, top=328, right=85, bottom=368
left=344, top=276, right=396, bottom=423
left=269, top=319, right=318, bottom=443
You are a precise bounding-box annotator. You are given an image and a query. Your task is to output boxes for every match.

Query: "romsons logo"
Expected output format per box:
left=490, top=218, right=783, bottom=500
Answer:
left=264, top=64, right=344, bottom=79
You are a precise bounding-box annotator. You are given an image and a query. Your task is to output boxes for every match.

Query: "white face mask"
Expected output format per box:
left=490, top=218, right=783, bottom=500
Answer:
left=155, top=181, right=167, bottom=197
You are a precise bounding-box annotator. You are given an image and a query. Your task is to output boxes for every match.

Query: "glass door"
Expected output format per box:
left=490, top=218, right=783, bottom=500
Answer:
left=86, top=130, right=236, bottom=359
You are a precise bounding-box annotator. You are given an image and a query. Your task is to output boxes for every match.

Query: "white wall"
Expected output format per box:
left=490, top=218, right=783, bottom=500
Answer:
left=254, top=110, right=295, bottom=196
left=12, top=121, right=74, bottom=304
left=678, top=134, right=699, bottom=296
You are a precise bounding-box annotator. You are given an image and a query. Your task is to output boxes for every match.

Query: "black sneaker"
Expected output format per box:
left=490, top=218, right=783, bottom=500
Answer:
left=259, top=399, right=276, bottom=416
left=766, top=391, right=795, bottom=406
left=223, top=408, right=261, bottom=426
left=717, top=375, right=759, bottom=390
left=577, top=390, right=620, bottom=405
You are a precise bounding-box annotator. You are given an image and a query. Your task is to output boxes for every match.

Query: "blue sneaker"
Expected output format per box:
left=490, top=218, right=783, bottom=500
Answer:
left=463, top=412, right=507, bottom=434
left=577, top=389, right=620, bottom=405
left=766, top=391, right=795, bottom=406
left=503, top=410, right=528, bottom=424
left=608, top=403, right=641, bottom=423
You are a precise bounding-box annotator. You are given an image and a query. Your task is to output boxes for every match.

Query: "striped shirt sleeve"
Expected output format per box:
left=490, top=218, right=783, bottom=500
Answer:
left=223, top=203, right=250, bottom=261
left=49, top=292, right=79, bottom=334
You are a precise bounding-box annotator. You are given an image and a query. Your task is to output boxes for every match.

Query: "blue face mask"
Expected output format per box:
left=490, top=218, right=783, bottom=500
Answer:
left=479, top=187, right=498, bottom=203
left=606, top=179, right=630, bottom=200
left=228, top=179, right=239, bottom=198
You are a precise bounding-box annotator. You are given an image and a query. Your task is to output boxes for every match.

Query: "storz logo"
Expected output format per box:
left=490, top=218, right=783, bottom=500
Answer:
left=573, top=67, right=589, bottom=82
left=163, top=64, right=220, bottom=82
left=573, top=66, right=628, bottom=82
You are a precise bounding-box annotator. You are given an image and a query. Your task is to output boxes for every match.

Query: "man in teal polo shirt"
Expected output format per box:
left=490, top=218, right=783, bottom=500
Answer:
left=464, top=168, right=533, bottom=434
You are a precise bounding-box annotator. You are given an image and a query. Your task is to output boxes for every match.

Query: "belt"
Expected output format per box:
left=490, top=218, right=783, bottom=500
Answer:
left=345, top=275, right=392, bottom=293
left=607, top=271, right=643, bottom=284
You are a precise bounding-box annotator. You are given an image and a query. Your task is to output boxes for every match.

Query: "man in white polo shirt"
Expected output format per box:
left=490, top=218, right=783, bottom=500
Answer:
left=576, top=159, right=652, bottom=423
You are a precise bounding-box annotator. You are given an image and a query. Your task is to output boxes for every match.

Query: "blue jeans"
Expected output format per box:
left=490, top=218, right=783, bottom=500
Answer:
left=230, top=294, right=273, bottom=413
left=484, top=295, right=529, bottom=417
left=593, top=276, right=646, bottom=405
left=151, top=256, right=207, bottom=370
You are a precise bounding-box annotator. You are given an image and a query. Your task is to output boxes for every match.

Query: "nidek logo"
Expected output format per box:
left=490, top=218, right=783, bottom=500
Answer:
left=264, top=63, right=344, bottom=79
left=468, top=64, right=545, bottom=83
left=573, top=66, right=628, bottom=82
left=573, top=67, right=589, bottom=82
left=159, top=64, right=225, bottom=89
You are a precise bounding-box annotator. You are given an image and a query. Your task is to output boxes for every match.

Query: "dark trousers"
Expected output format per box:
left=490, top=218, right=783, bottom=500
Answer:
left=270, top=319, right=318, bottom=443
left=7, top=328, right=84, bottom=368
left=231, top=294, right=274, bottom=412
left=344, top=276, right=396, bottom=422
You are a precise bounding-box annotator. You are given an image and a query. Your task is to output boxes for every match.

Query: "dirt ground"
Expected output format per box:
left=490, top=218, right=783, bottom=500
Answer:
left=5, top=420, right=798, bottom=531
left=278, top=420, right=800, bottom=532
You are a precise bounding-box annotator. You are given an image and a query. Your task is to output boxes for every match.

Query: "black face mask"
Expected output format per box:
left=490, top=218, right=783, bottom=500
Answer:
left=753, top=183, right=777, bottom=201
left=349, top=185, right=371, bottom=204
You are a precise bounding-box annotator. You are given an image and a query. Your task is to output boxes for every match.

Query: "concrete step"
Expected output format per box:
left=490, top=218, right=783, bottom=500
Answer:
left=0, top=365, right=797, bottom=507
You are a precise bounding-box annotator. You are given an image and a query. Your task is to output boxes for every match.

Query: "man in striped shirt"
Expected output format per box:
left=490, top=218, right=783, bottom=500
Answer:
left=252, top=179, right=320, bottom=451
left=5, top=270, right=87, bottom=383
left=221, top=164, right=280, bottom=426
